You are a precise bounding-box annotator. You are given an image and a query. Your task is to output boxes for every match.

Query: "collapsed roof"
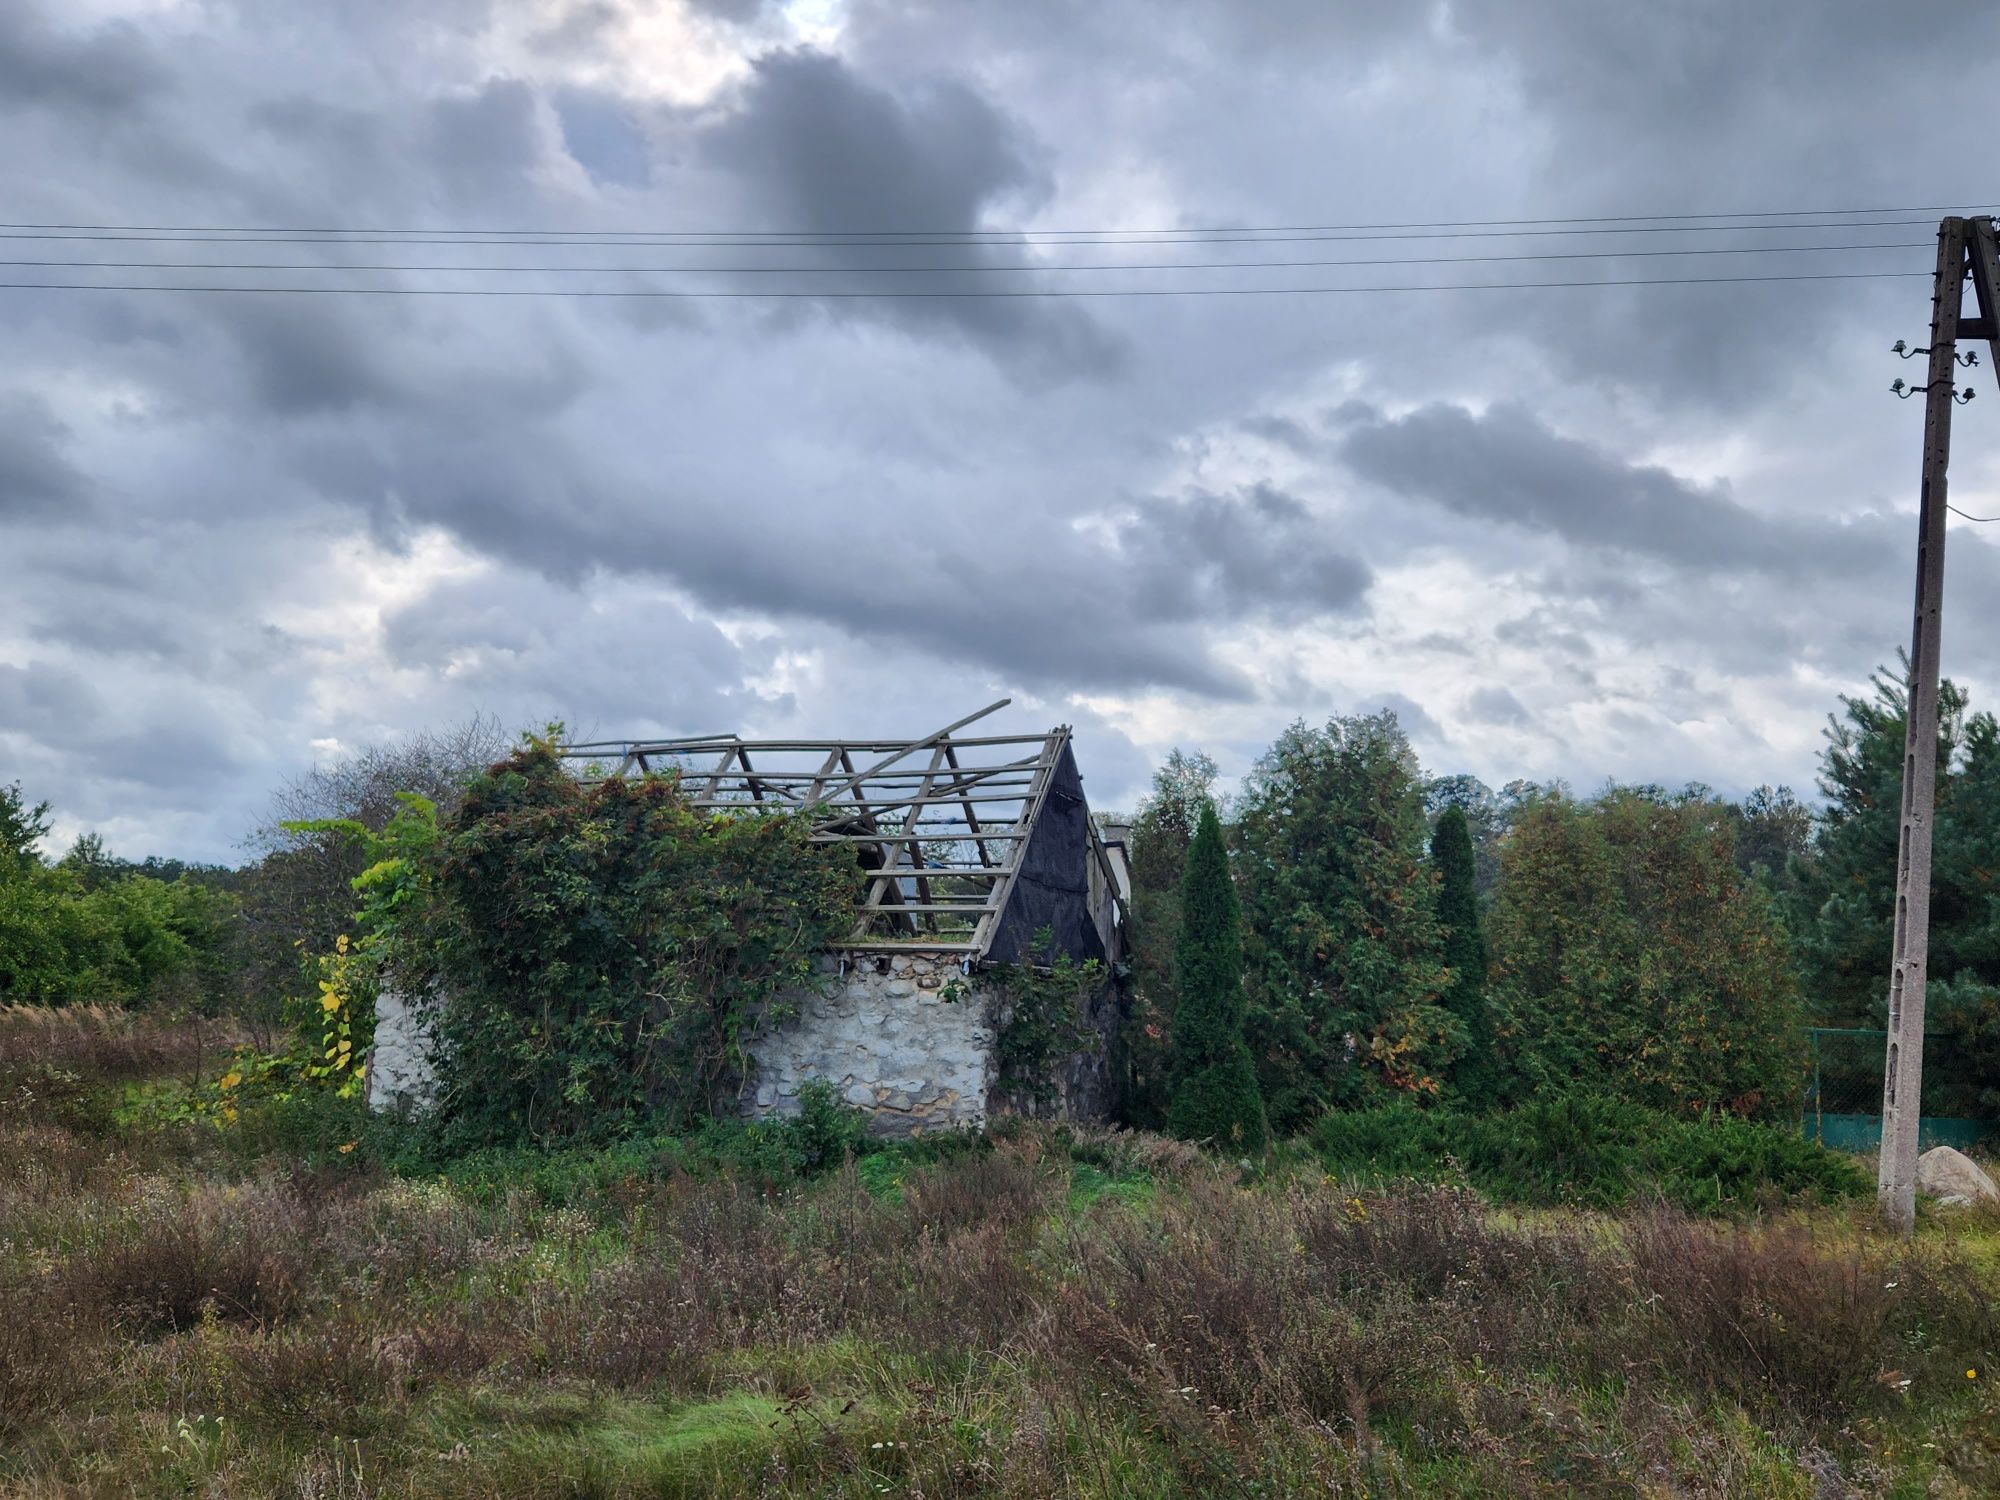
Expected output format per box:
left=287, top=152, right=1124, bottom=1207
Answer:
left=559, top=701, right=1127, bottom=961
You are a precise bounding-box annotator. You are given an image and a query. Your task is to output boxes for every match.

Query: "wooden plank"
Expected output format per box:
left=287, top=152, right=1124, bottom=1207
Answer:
left=700, top=743, right=738, bottom=800
left=857, top=902, right=993, bottom=913
left=945, top=740, right=996, bottom=869
left=833, top=940, right=983, bottom=953
left=806, top=830, right=1027, bottom=843
left=799, top=700, right=1011, bottom=813
left=859, top=744, right=948, bottom=933
left=582, top=732, right=1051, bottom=756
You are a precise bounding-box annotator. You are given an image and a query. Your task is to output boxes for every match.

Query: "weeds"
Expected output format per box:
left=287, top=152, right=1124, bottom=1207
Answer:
left=1, top=1035, right=1994, bottom=1496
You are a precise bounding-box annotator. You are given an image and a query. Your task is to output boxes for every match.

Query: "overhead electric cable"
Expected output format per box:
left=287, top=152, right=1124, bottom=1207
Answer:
left=0, top=218, right=1968, bottom=249
left=0, top=240, right=1932, bottom=277
left=0, top=269, right=1931, bottom=300
left=0, top=202, right=1991, bottom=237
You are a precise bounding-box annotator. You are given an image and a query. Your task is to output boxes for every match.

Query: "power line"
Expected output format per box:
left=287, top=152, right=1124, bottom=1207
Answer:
left=0, top=269, right=1930, bottom=300
left=0, top=202, right=1990, bottom=238
left=0, top=218, right=1965, bottom=250
left=1948, top=504, right=2000, bottom=522
left=0, top=240, right=1931, bottom=277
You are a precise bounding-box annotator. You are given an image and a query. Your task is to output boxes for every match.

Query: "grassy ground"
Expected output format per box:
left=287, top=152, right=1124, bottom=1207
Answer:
left=2, top=1006, right=1998, bottom=1498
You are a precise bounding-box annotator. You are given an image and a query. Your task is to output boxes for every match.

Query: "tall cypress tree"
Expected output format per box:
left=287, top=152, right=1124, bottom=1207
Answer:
left=1431, top=804, right=1497, bottom=1107
left=1167, top=801, right=1268, bottom=1150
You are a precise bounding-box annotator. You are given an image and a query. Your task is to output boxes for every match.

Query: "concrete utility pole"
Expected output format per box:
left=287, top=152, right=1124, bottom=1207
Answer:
left=1876, top=215, right=2000, bottom=1232
left=1878, top=218, right=1967, bottom=1235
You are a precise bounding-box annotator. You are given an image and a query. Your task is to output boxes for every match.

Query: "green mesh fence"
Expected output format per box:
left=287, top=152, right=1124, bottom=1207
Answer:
left=1803, top=1028, right=1994, bottom=1151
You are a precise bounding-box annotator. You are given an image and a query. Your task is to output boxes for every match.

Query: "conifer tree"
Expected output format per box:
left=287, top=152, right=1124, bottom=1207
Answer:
left=1118, top=749, right=1218, bottom=1128
left=1235, top=713, right=1458, bottom=1130
left=1431, top=804, right=1498, bottom=1107
left=1166, top=801, right=1268, bottom=1151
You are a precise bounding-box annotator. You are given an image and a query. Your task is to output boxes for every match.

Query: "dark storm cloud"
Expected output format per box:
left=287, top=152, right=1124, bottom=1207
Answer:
left=1339, top=401, right=1877, bottom=578
left=427, top=79, right=550, bottom=209
left=1119, top=483, right=1369, bottom=623
left=388, top=472, right=1362, bottom=698
left=1466, top=685, right=1530, bottom=727
left=9, top=0, right=2000, bottom=859
left=0, top=5, right=166, bottom=116
left=0, top=396, right=90, bottom=519
left=697, top=48, right=1122, bottom=377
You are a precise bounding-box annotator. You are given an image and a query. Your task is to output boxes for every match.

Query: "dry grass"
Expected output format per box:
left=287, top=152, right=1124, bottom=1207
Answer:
left=0, top=1030, right=1995, bottom=1497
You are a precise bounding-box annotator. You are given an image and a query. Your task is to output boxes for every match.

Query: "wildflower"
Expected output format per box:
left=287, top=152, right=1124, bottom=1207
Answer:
left=1970, top=1368, right=1981, bottom=1380
left=218, top=1071, right=242, bottom=1090
left=338, top=1141, right=357, bottom=1154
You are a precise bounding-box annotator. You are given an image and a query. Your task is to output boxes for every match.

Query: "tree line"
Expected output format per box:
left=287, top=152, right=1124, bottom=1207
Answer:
left=1123, top=659, right=2000, bottom=1146
left=5, top=660, right=1997, bottom=1137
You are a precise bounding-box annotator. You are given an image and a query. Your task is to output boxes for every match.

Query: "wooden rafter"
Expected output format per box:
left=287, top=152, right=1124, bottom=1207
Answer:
left=556, top=710, right=1114, bottom=955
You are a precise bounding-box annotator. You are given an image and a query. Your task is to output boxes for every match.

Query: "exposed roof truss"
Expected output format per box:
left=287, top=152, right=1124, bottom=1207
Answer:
left=559, top=701, right=1093, bottom=955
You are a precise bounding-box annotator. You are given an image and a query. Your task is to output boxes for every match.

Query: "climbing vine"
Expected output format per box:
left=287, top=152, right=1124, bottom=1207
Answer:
left=992, top=929, right=1104, bottom=1106
left=399, top=737, right=862, bottom=1147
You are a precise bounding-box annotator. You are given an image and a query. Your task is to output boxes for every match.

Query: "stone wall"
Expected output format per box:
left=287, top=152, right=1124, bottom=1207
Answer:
left=366, top=988, right=434, bottom=1115
left=367, top=951, right=1122, bottom=1139
left=741, top=952, right=995, bottom=1138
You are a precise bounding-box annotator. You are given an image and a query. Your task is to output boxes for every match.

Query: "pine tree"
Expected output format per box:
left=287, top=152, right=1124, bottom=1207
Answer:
left=1431, top=804, right=1498, bottom=1107
left=1166, top=801, right=1268, bottom=1151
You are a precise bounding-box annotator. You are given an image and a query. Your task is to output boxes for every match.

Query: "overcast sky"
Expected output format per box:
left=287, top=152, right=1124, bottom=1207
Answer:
left=6, top=0, right=2000, bottom=863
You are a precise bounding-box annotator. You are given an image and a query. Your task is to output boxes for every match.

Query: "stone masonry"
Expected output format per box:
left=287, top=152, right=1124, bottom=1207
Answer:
left=741, top=952, right=994, bottom=1138
left=369, top=953, right=1120, bottom=1137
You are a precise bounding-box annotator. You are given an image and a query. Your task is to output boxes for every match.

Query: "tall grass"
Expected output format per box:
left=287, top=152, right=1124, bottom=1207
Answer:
left=0, top=1011, right=1992, bottom=1496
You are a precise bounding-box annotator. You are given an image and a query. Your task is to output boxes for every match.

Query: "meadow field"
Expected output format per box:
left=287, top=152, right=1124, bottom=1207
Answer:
left=2, top=1004, right=1996, bottom=1499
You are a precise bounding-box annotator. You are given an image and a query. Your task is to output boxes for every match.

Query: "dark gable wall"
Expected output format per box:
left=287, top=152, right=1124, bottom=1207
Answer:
left=985, top=741, right=1107, bottom=966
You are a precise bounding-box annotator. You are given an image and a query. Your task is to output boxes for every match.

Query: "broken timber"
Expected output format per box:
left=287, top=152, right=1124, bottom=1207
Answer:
left=559, top=705, right=1126, bottom=959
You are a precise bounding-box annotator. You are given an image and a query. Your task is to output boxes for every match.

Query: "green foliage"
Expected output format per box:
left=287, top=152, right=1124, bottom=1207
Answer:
left=402, top=738, right=861, bottom=1148
left=1165, top=801, right=1267, bottom=1151
left=1795, top=661, right=2000, bottom=1116
left=1116, top=748, right=1216, bottom=1129
left=1796, top=660, right=1957, bottom=1026
left=0, top=785, right=236, bottom=1009
left=383, top=1079, right=879, bottom=1204
left=1431, top=804, right=1499, bottom=1108
left=1235, top=713, right=1459, bottom=1129
left=993, top=930, right=1103, bottom=1106
left=1313, top=1095, right=1869, bottom=1214
left=0, top=781, right=51, bottom=874
left=1487, top=787, right=1804, bottom=1117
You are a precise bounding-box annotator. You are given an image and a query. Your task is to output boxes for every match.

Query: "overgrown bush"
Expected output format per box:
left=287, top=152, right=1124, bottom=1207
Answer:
left=1487, top=789, right=1806, bottom=1116
left=1313, top=1095, right=1868, bottom=1213
left=376, top=739, right=861, bottom=1148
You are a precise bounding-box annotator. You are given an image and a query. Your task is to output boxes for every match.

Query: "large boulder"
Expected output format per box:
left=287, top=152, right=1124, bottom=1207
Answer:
left=1915, top=1145, right=2000, bottom=1207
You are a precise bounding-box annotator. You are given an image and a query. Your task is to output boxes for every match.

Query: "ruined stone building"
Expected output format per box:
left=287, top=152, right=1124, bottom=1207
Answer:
left=368, top=705, right=1130, bottom=1136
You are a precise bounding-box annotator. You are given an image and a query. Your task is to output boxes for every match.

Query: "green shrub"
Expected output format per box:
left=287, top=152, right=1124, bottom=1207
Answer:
left=1314, top=1096, right=1868, bottom=1214
left=373, top=739, right=860, bottom=1149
